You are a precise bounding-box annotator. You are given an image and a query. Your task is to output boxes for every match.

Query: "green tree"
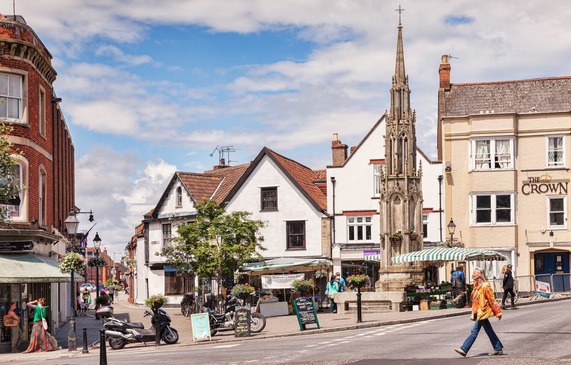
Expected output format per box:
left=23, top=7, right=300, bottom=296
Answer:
left=0, top=124, right=19, bottom=221
left=161, top=200, right=266, bottom=298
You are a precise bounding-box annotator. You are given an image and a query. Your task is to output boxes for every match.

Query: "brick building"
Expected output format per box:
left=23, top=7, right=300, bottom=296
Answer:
left=0, top=14, right=75, bottom=352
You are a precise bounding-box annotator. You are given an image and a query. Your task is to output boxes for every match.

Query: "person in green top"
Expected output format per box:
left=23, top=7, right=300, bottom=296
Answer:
left=24, top=298, right=55, bottom=353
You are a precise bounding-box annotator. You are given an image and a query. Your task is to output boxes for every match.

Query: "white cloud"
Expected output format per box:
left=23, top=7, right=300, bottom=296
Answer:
left=95, top=45, right=153, bottom=66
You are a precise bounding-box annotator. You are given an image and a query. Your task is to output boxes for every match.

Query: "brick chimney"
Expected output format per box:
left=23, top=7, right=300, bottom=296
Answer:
left=331, top=133, right=348, bottom=166
left=439, top=54, right=451, bottom=91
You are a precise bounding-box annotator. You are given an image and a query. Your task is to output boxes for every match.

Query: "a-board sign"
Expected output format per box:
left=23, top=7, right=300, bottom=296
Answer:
left=234, top=306, right=251, bottom=337
left=293, top=297, right=320, bottom=331
left=191, top=313, right=211, bottom=342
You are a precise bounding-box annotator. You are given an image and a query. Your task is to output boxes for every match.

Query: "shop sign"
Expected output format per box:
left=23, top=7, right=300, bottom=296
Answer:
left=521, top=174, right=568, bottom=196
left=261, top=273, right=305, bottom=289
left=0, top=241, right=33, bottom=252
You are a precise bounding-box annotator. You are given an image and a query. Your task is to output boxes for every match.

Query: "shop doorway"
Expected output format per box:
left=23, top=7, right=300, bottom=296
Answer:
left=534, top=252, right=570, bottom=292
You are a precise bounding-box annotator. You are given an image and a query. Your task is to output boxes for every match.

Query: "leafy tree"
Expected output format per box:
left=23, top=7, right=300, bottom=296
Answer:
left=161, top=200, right=266, bottom=299
left=0, top=123, right=19, bottom=221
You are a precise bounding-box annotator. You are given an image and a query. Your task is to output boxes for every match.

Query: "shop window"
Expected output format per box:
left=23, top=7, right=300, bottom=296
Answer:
left=261, top=187, right=277, bottom=211
left=547, top=136, right=564, bottom=167
left=347, top=216, right=372, bottom=242
left=471, top=138, right=514, bottom=170
left=164, top=272, right=188, bottom=295
left=548, top=196, right=566, bottom=228
left=286, top=221, right=305, bottom=250
left=471, top=193, right=514, bottom=225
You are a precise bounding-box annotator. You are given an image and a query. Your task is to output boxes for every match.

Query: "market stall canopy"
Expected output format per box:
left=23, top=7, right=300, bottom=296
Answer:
left=0, top=253, right=84, bottom=283
left=240, top=257, right=333, bottom=275
left=391, top=247, right=507, bottom=264
left=365, top=254, right=380, bottom=261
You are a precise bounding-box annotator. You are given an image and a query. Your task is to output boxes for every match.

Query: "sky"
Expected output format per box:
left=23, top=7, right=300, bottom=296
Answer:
left=6, top=1, right=571, bottom=257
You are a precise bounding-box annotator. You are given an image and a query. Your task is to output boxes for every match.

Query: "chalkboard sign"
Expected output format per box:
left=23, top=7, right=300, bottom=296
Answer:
left=293, top=297, right=320, bottom=331
left=234, top=306, right=251, bottom=337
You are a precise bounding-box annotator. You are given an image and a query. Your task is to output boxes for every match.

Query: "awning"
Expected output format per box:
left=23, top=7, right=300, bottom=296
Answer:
left=391, top=247, right=507, bottom=264
left=0, top=254, right=84, bottom=283
left=240, top=257, right=333, bottom=275
left=365, top=254, right=380, bottom=261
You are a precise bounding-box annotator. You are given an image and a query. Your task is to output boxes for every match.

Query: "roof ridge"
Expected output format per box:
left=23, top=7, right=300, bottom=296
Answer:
left=452, top=75, right=571, bottom=87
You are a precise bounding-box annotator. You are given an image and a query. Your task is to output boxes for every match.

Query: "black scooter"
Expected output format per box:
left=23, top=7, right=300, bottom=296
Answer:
left=104, top=307, right=179, bottom=349
left=204, top=295, right=266, bottom=336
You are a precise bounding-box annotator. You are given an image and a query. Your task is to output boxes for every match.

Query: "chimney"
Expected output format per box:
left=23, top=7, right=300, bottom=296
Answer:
left=439, top=55, right=451, bottom=91
left=331, top=133, right=348, bottom=167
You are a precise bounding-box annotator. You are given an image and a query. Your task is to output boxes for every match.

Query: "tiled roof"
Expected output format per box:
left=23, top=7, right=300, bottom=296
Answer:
left=445, top=76, right=571, bottom=116
left=178, top=172, right=224, bottom=203
left=203, top=164, right=250, bottom=203
left=313, top=169, right=326, bottom=181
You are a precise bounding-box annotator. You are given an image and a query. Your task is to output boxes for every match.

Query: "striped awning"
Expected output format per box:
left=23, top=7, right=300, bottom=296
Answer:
left=391, top=247, right=506, bottom=264
left=364, top=254, right=380, bottom=261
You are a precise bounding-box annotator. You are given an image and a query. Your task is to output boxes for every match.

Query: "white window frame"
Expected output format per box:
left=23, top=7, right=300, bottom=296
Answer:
left=347, top=216, right=373, bottom=242
left=470, top=138, right=514, bottom=170
left=547, top=136, right=565, bottom=168
left=0, top=73, right=23, bottom=122
left=547, top=196, right=566, bottom=229
left=373, top=164, right=381, bottom=196
left=162, top=223, right=172, bottom=247
left=470, top=193, right=515, bottom=226
left=0, top=156, right=27, bottom=221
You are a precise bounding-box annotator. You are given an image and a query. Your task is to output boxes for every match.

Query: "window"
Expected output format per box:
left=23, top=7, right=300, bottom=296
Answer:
left=286, top=221, right=305, bottom=249
left=548, top=197, right=566, bottom=228
left=176, top=186, right=182, bottom=207
left=547, top=136, right=564, bottom=167
left=39, top=88, right=46, bottom=136
left=0, top=163, right=23, bottom=219
left=164, top=272, right=189, bottom=295
left=471, top=138, right=514, bottom=170
left=347, top=216, right=372, bottom=241
left=471, top=193, right=514, bottom=225
left=162, top=224, right=172, bottom=247
left=0, top=73, right=22, bottom=121
left=373, top=165, right=381, bottom=195
left=39, top=168, right=46, bottom=226
left=423, top=214, right=428, bottom=238
left=261, top=187, right=278, bottom=211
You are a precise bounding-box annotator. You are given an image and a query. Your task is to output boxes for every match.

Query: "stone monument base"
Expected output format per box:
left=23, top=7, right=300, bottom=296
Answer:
left=376, top=265, right=424, bottom=292
left=333, top=291, right=406, bottom=314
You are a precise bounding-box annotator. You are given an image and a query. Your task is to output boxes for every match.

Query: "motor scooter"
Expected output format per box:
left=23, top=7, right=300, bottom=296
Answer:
left=96, top=304, right=113, bottom=320
left=204, top=295, right=266, bottom=336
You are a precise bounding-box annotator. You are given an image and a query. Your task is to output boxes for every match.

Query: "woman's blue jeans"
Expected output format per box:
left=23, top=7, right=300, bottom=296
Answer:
left=460, top=319, right=503, bottom=353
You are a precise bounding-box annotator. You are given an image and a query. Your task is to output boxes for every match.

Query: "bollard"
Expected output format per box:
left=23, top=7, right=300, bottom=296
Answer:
left=82, top=327, right=89, bottom=354
left=356, top=286, right=363, bottom=323
left=99, top=329, right=107, bottom=365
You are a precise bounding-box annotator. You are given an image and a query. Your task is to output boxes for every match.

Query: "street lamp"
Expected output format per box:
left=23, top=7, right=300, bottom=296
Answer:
left=64, top=211, right=80, bottom=351
left=447, top=218, right=456, bottom=246
left=93, top=232, right=102, bottom=309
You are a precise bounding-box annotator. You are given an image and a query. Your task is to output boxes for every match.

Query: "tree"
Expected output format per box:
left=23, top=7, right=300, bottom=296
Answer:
left=161, top=200, right=266, bottom=299
left=0, top=123, right=19, bottom=221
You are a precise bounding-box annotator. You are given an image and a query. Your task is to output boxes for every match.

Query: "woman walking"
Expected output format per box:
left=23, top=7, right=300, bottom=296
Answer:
left=501, top=264, right=516, bottom=309
left=6, top=302, right=24, bottom=353
left=455, top=268, right=504, bottom=357
left=24, top=298, right=55, bottom=353
left=326, top=275, right=340, bottom=313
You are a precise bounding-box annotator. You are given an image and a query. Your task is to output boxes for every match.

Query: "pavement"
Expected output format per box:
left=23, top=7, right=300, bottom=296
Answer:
left=3, top=292, right=570, bottom=363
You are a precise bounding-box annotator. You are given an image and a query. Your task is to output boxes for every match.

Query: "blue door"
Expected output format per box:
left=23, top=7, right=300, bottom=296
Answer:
left=534, top=252, right=570, bottom=291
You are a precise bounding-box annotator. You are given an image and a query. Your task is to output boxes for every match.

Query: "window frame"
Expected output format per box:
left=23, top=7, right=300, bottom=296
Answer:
left=164, top=271, right=189, bottom=295
left=38, top=87, right=46, bottom=137
left=0, top=157, right=27, bottom=221
left=176, top=186, right=183, bottom=207
left=547, top=136, right=565, bottom=168
left=0, top=73, right=23, bottom=122
left=547, top=196, right=566, bottom=229
left=286, top=220, right=306, bottom=250
left=470, top=137, right=514, bottom=171
left=347, top=216, right=373, bottom=242
left=261, top=187, right=278, bottom=212
left=373, top=164, right=381, bottom=196
left=470, top=193, right=515, bottom=226
left=162, top=223, right=172, bottom=247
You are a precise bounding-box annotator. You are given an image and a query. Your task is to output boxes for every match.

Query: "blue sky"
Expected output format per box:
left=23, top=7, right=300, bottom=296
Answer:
left=8, top=1, right=571, bottom=255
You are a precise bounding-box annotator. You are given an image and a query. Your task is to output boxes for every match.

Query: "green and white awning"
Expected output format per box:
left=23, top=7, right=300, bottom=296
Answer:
left=364, top=254, right=380, bottom=261
left=0, top=254, right=84, bottom=283
left=391, top=247, right=506, bottom=264
left=240, top=257, right=333, bottom=275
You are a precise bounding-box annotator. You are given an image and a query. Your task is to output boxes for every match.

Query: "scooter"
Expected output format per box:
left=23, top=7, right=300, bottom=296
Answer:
left=96, top=304, right=113, bottom=320
left=104, top=307, right=179, bottom=349
left=204, top=295, right=266, bottom=336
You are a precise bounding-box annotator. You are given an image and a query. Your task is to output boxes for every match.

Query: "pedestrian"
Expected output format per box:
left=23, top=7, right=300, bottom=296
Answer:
left=24, top=298, right=56, bottom=353
left=107, top=284, right=115, bottom=303
left=326, top=275, right=340, bottom=313
left=6, top=302, right=24, bottom=353
left=450, top=266, right=466, bottom=306
left=335, top=272, right=346, bottom=292
left=455, top=268, right=503, bottom=357
left=501, top=264, right=516, bottom=309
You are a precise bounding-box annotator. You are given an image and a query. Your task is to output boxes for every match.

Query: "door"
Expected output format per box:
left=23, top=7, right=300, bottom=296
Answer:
left=534, top=252, right=570, bottom=292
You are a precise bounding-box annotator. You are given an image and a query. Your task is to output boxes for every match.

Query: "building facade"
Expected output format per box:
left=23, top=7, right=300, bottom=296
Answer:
left=438, top=55, right=571, bottom=291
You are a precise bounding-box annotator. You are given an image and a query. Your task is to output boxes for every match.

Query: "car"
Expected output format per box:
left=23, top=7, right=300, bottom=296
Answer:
left=80, top=283, right=96, bottom=292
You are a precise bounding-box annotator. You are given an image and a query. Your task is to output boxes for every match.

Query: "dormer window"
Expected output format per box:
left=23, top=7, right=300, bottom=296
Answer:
left=176, top=186, right=182, bottom=207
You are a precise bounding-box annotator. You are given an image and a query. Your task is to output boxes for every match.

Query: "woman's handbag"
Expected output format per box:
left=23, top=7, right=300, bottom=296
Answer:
left=3, top=315, right=17, bottom=327
left=42, top=317, right=48, bottom=330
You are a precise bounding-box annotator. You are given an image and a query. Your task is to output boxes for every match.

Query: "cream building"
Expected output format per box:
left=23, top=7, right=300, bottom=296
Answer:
left=438, top=55, right=571, bottom=292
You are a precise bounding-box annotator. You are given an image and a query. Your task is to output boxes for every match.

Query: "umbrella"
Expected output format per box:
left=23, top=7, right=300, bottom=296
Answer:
left=391, top=246, right=506, bottom=264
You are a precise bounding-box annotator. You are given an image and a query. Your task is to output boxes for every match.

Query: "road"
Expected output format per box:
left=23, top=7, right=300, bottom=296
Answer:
left=9, top=300, right=571, bottom=365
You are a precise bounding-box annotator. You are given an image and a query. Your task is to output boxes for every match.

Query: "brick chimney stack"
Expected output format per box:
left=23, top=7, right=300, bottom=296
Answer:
left=331, top=133, right=348, bottom=166
left=439, top=54, right=451, bottom=91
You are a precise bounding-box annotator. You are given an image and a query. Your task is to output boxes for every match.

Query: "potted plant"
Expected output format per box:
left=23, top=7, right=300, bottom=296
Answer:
left=231, top=284, right=256, bottom=301
left=291, top=279, right=314, bottom=297
left=391, top=231, right=402, bottom=242
left=58, top=252, right=85, bottom=273
left=409, top=231, right=418, bottom=241
left=346, top=274, right=369, bottom=289
left=145, top=294, right=168, bottom=310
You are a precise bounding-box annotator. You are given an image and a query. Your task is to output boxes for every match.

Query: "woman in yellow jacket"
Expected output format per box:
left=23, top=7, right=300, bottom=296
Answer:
left=455, top=268, right=504, bottom=357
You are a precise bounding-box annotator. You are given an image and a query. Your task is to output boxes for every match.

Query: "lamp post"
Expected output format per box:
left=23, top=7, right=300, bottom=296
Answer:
left=93, top=232, right=102, bottom=309
left=64, top=211, right=80, bottom=351
left=447, top=218, right=456, bottom=246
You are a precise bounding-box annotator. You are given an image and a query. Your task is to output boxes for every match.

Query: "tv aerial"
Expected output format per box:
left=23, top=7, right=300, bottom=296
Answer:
left=209, top=145, right=237, bottom=166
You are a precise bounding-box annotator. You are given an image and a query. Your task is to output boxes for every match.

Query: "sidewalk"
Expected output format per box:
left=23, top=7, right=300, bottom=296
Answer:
left=3, top=292, right=569, bottom=362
